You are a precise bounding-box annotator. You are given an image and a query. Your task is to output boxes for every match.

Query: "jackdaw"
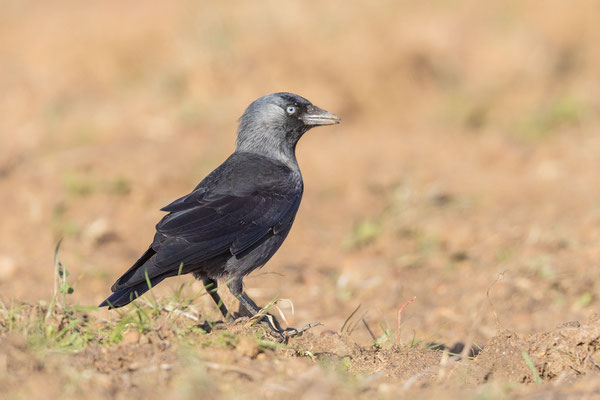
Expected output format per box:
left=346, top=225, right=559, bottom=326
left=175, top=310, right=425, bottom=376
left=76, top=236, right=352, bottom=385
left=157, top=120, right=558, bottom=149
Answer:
left=99, top=92, right=340, bottom=335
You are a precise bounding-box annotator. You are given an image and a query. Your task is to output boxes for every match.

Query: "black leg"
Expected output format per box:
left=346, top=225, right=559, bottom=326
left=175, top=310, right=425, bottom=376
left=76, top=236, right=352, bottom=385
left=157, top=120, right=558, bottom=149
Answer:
left=202, top=277, right=230, bottom=319
left=226, top=277, right=284, bottom=334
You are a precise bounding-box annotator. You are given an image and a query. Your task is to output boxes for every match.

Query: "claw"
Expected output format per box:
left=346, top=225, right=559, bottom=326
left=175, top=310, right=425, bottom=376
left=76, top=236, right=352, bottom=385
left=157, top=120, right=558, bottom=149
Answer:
left=197, top=319, right=227, bottom=333
left=283, top=321, right=322, bottom=338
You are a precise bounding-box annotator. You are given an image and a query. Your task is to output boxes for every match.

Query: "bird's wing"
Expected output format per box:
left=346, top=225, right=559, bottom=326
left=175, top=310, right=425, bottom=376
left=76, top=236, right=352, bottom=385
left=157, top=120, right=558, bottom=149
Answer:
left=156, top=189, right=301, bottom=257
left=113, top=154, right=303, bottom=290
left=110, top=153, right=303, bottom=292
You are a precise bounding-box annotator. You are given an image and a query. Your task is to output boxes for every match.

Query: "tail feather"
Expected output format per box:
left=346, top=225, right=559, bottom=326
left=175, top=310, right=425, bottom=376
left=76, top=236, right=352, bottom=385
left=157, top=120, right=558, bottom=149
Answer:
left=99, top=275, right=167, bottom=308
left=110, top=247, right=156, bottom=292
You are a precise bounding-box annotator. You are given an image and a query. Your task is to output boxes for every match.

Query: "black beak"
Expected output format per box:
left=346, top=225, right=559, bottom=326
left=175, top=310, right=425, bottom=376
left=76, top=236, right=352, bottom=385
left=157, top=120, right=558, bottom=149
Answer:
left=301, top=105, right=341, bottom=126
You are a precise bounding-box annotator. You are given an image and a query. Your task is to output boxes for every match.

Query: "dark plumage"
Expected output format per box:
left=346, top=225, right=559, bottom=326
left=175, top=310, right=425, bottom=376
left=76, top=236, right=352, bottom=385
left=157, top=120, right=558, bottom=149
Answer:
left=99, top=92, right=340, bottom=334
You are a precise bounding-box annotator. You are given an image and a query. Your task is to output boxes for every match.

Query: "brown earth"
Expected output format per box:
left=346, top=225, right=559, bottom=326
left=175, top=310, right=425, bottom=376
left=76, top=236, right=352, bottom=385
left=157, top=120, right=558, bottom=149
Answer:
left=2, top=310, right=600, bottom=399
left=1, top=0, right=600, bottom=398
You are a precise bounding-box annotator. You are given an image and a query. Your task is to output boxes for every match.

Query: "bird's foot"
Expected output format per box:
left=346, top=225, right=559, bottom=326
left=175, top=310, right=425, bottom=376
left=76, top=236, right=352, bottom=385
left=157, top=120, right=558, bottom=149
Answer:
left=199, top=316, right=321, bottom=343
left=259, top=319, right=322, bottom=344
left=282, top=321, right=322, bottom=338
left=197, top=319, right=227, bottom=333
left=244, top=312, right=288, bottom=342
left=229, top=315, right=249, bottom=325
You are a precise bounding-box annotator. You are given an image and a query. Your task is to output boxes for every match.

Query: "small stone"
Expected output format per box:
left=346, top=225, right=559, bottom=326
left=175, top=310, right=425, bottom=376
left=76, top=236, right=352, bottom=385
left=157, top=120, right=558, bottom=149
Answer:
left=0, top=255, right=17, bottom=281
left=236, top=336, right=260, bottom=359
left=320, top=330, right=337, bottom=336
left=122, top=330, right=140, bottom=345
left=83, top=218, right=117, bottom=245
left=128, top=362, right=141, bottom=371
left=557, top=321, right=580, bottom=329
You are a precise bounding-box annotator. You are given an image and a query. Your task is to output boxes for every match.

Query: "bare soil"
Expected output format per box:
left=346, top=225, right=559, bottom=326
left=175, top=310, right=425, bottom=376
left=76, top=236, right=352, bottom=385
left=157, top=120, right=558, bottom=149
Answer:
left=1, top=1, right=600, bottom=398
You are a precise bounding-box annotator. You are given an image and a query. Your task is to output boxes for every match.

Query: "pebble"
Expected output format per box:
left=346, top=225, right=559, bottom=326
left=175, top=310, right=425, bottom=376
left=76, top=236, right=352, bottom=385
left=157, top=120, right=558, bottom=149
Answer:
left=0, top=255, right=17, bottom=281
left=121, top=330, right=141, bottom=345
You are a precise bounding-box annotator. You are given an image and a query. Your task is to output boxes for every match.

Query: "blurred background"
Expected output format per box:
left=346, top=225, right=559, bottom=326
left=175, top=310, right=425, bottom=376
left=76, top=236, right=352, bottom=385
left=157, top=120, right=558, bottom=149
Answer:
left=1, top=0, right=599, bottom=346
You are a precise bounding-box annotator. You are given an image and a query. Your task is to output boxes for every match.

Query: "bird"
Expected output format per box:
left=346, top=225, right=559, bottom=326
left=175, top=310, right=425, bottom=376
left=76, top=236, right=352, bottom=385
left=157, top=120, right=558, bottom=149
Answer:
left=99, top=92, right=340, bottom=336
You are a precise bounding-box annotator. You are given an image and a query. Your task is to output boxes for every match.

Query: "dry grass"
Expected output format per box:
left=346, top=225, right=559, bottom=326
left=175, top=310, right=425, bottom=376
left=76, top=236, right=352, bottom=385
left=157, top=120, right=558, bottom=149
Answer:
left=1, top=0, right=600, bottom=398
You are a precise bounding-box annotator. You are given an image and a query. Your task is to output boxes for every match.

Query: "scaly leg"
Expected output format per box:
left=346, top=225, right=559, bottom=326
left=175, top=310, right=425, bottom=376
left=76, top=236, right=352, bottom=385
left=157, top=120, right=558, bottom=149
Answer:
left=226, top=277, right=284, bottom=334
left=202, top=277, right=230, bottom=319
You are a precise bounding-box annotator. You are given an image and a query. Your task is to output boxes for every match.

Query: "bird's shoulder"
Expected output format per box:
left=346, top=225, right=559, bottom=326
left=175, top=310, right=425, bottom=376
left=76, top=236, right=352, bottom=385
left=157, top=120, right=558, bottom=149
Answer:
left=154, top=152, right=304, bottom=254
left=161, top=152, right=302, bottom=213
left=206, top=152, right=302, bottom=194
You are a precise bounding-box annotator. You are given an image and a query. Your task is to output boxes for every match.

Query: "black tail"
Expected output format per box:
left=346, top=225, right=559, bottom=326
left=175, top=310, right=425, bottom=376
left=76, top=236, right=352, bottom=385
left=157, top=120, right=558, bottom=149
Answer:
left=99, top=274, right=168, bottom=308
left=110, top=247, right=156, bottom=292
left=99, top=246, right=162, bottom=309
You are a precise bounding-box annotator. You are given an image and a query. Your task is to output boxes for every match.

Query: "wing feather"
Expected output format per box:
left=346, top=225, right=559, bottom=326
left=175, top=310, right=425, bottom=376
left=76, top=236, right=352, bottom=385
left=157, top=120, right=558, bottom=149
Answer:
left=110, top=153, right=303, bottom=291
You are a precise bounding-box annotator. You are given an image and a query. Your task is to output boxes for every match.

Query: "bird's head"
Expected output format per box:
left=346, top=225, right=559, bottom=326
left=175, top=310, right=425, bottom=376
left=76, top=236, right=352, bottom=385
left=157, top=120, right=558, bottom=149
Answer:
left=236, top=92, right=341, bottom=162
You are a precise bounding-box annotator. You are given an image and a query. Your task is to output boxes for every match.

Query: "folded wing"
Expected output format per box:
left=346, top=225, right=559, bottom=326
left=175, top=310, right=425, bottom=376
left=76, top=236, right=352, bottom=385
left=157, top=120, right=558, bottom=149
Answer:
left=110, top=153, right=302, bottom=293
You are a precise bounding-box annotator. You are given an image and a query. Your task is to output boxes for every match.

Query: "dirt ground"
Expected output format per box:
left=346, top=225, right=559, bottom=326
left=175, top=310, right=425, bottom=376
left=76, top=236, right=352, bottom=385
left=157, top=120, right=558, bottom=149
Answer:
left=1, top=1, right=600, bottom=399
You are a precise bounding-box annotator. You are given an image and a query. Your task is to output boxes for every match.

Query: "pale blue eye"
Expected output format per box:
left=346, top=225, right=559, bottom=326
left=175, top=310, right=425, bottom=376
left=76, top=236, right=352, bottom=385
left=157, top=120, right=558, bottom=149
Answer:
left=286, top=106, right=296, bottom=114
